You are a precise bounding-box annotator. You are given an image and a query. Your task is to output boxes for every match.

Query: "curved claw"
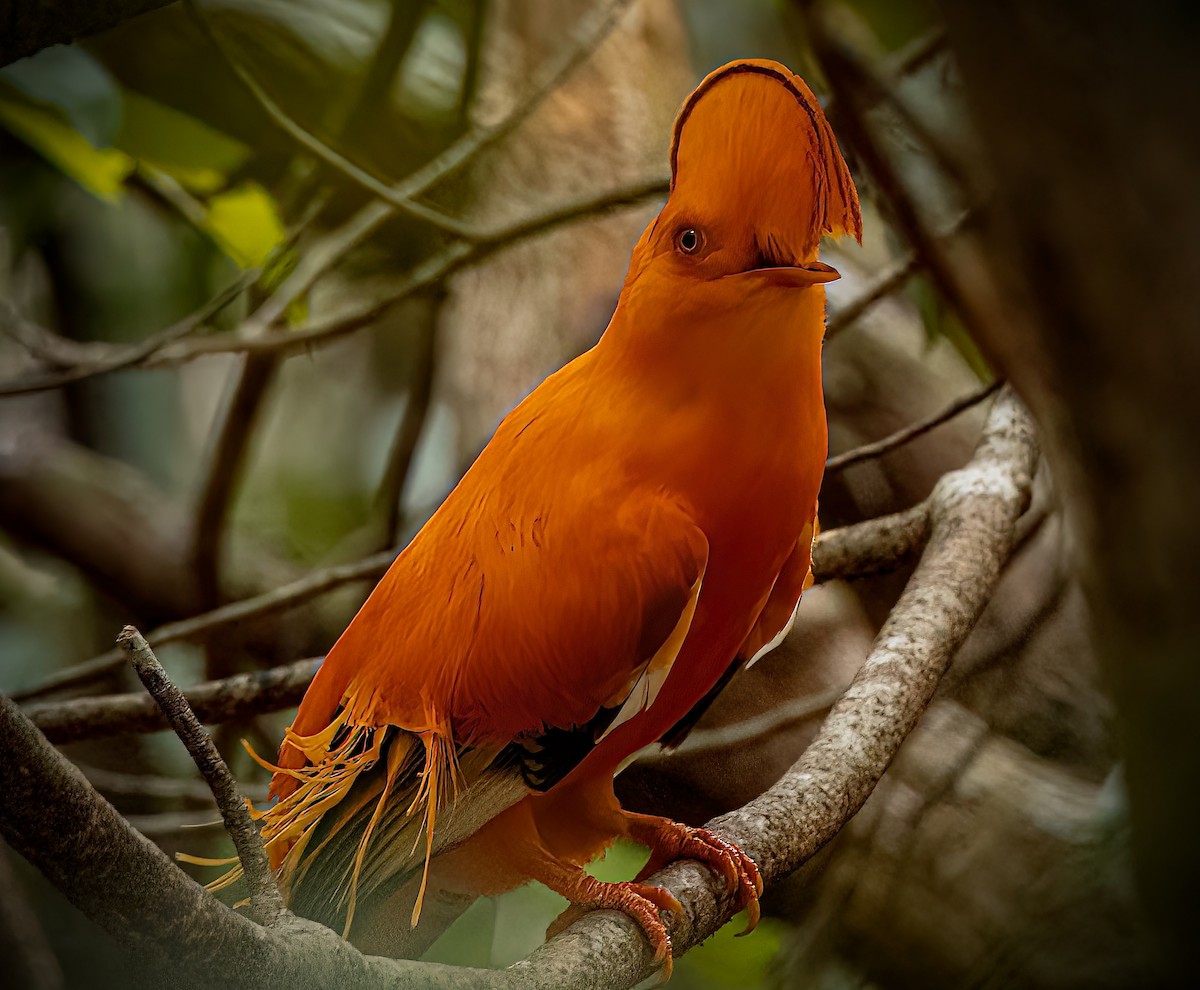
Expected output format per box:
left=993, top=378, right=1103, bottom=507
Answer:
left=624, top=815, right=764, bottom=938
left=543, top=875, right=676, bottom=980
left=735, top=895, right=761, bottom=936
left=629, top=882, right=683, bottom=917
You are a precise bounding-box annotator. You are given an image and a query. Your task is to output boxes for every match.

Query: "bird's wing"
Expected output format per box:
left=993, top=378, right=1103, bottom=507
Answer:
left=243, top=482, right=709, bottom=934
left=741, top=515, right=817, bottom=667
left=657, top=514, right=816, bottom=751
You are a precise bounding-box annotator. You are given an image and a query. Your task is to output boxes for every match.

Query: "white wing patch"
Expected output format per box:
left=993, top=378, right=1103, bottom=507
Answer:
left=597, top=572, right=704, bottom=742
left=745, top=597, right=800, bottom=668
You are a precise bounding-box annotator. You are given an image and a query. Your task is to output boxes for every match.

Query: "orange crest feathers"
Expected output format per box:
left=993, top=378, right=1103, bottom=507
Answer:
left=669, top=59, right=862, bottom=258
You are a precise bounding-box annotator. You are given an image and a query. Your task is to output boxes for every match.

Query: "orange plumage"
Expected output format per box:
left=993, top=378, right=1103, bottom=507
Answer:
left=244, top=59, right=860, bottom=973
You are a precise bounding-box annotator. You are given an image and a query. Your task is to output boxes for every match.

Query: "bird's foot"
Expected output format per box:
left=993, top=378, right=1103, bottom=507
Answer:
left=627, top=816, right=763, bottom=935
left=544, top=873, right=680, bottom=981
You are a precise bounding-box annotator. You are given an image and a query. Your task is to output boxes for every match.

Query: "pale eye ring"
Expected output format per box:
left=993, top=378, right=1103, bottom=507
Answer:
left=675, top=227, right=705, bottom=255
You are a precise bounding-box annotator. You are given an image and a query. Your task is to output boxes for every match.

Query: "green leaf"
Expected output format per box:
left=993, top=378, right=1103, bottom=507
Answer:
left=0, top=86, right=133, bottom=201
left=116, top=91, right=250, bottom=195
left=204, top=181, right=285, bottom=269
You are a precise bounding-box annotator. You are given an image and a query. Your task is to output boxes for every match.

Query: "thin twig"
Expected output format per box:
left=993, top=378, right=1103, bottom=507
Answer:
left=25, top=657, right=323, bottom=744
left=811, top=499, right=930, bottom=582
left=235, top=0, right=640, bottom=343
left=0, top=298, right=110, bottom=368
left=79, top=763, right=266, bottom=806
left=13, top=550, right=395, bottom=703
left=187, top=0, right=472, bottom=238
left=125, top=811, right=226, bottom=837
left=824, top=253, right=919, bottom=340
left=825, top=378, right=1002, bottom=473
left=807, top=5, right=976, bottom=332
left=20, top=489, right=933, bottom=735
left=190, top=352, right=278, bottom=620
left=637, top=683, right=849, bottom=764
left=375, top=301, right=441, bottom=547
left=1, top=692, right=479, bottom=988
left=152, top=179, right=668, bottom=362
left=0, top=274, right=253, bottom=398
left=118, top=625, right=284, bottom=925
left=889, top=26, right=948, bottom=77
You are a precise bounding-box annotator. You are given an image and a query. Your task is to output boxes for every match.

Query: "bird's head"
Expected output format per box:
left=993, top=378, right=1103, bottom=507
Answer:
left=625, top=59, right=861, bottom=292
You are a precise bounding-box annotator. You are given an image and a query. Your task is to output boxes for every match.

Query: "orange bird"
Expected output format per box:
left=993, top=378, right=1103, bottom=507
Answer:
left=233, top=59, right=859, bottom=974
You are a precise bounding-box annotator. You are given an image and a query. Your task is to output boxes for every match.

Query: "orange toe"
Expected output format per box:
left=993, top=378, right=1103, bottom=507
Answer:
left=624, top=815, right=763, bottom=931
left=537, top=869, right=675, bottom=978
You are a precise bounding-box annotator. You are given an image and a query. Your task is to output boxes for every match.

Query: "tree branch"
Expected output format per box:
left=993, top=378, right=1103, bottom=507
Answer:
left=824, top=253, right=919, bottom=341
left=0, top=692, right=494, bottom=990
left=0, top=273, right=253, bottom=398
left=13, top=548, right=395, bottom=702
left=231, top=0, right=640, bottom=345
left=153, top=179, right=669, bottom=363
left=186, top=0, right=473, bottom=238
left=78, top=763, right=263, bottom=805
left=825, top=378, right=1002, bottom=473
left=120, top=625, right=283, bottom=924
left=25, top=658, right=321, bottom=744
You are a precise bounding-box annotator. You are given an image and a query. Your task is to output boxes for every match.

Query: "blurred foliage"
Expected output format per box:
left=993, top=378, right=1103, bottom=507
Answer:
left=0, top=44, right=275, bottom=270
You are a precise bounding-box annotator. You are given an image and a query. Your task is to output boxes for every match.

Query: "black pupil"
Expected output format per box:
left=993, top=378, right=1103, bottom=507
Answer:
left=680, top=229, right=698, bottom=252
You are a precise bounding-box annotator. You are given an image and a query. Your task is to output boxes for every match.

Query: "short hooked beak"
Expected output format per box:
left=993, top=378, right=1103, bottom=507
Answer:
left=738, top=260, right=841, bottom=287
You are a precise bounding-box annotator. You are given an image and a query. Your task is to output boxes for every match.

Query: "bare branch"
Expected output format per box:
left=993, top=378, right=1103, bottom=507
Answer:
left=78, top=763, right=264, bottom=805
left=119, top=625, right=284, bottom=924
left=15, top=477, right=942, bottom=712
left=811, top=500, right=930, bottom=582
left=14, top=549, right=394, bottom=702
left=0, top=0, right=640, bottom=398
left=510, top=387, right=1038, bottom=989
left=235, top=0, right=642, bottom=344
left=186, top=0, right=473, bottom=238
left=823, top=253, right=919, bottom=340
left=16, top=453, right=950, bottom=711
left=375, top=308, right=441, bottom=548
left=190, top=352, right=279, bottom=619
left=25, top=658, right=321, bottom=744
left=825, top=378, right=1002, bottom=473
left=0, top=273, right=253, bottom=398
left=637, top=684, right=848, bottom=764
left=807, top=6, right=979, bottom=337
left=0, top=692, right=496, bottom=989
left=152, top=180, right=669, bottom=363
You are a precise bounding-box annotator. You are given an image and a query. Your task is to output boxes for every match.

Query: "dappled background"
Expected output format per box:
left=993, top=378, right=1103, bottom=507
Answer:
left=0, top=1, right=1171, bottom=988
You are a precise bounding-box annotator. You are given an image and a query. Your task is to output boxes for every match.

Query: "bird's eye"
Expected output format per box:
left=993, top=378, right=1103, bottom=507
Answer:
left=675, top=227, right=705, bottom=255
